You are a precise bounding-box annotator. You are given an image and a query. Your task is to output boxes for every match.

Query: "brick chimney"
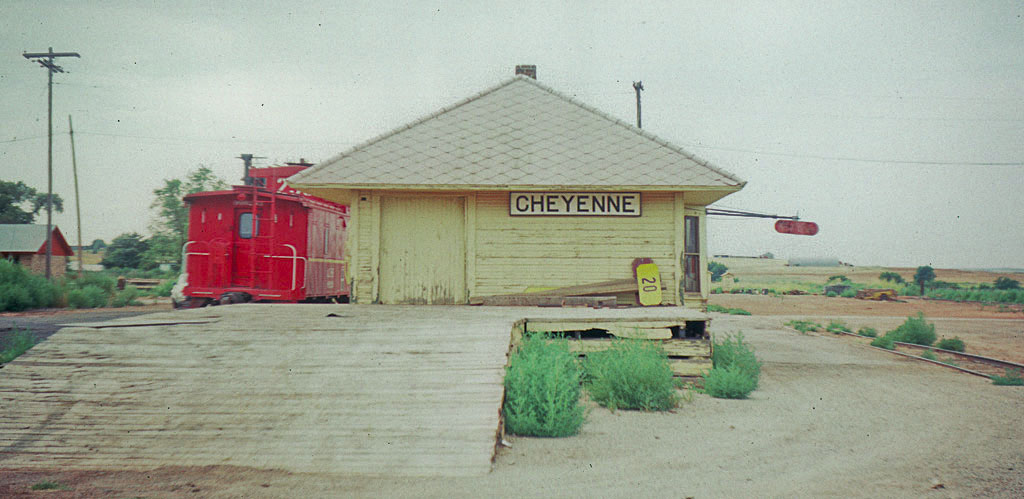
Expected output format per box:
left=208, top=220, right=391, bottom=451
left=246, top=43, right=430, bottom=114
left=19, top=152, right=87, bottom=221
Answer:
left=515, top=65, right=537, bottom=79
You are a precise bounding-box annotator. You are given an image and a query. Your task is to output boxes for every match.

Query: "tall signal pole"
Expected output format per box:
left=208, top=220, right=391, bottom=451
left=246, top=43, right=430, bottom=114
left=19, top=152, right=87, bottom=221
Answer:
left=24, top=47, right=80, bottom=279
left=632, top=81, right=644, bottom=129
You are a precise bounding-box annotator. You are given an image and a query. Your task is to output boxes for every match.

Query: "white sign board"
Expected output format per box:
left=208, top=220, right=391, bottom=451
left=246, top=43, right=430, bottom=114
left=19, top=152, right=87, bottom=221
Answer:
left=509, top=192, right=641, bottom=217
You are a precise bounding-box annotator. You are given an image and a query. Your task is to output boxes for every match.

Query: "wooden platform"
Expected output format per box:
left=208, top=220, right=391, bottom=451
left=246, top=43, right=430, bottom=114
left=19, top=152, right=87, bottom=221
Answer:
left=0, top=305, right=709, bottom=476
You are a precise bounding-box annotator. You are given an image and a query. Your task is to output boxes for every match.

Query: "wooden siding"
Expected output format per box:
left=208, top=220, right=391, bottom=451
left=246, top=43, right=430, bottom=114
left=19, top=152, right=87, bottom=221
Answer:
left=473, top=192, right=679, bottom=304
left=345, top=189, right=708, bottom=307
left=354, top=192, right=375, bottom=302
left=379, top=196, right=466, bottom=304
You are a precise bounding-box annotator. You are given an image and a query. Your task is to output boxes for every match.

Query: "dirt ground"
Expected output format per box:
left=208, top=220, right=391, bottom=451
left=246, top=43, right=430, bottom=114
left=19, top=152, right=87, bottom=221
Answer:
left=2, top=298, right=1023, bottom=497
left=712, top=294, right=1024, bottom=364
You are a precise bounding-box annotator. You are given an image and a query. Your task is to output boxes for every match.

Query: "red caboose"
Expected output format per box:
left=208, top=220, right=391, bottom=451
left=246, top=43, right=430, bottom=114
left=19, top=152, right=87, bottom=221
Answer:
left=179, top=162, right=349, bottom=306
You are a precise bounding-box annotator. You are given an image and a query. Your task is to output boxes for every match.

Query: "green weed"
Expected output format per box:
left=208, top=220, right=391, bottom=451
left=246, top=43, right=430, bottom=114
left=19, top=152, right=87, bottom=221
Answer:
left=826, top=320, right=852, bottom=334
left=31, top=480, right=71, bottom=491
left=885, top=313, right=936, bottom=346
left=110, top=286, right=144, bottom=308
left=991, top=368, right=1024, bottom=386
left=0, top=330, right=37, bottom=364
left=67, top=285, right=109, bottom=309
left=0, top=260, right=59, bottom=311
left=935, top=337, right=966, bottom=352
left=503, top=334, right=585, bottom=437
left=584, top=339, right=680, bottom=411
left=920, top=350, right=937, bottom=361
left=785, top=320, right=822, bottom=334
left=702, top=365, right=758, bottom=399
left=707, top=304, right=752, bottom=316
left=870, top=335, right=895, bottom=350
left=702, top=332, right=761, bottom=399
left=857, top=327, right=878, bottom=338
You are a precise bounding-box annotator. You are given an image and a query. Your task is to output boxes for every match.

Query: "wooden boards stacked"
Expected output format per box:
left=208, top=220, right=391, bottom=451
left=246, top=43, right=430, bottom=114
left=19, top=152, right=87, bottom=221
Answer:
left=515, top=317, right=713, bottom=377
left=470, top=278, right=668, bottom=307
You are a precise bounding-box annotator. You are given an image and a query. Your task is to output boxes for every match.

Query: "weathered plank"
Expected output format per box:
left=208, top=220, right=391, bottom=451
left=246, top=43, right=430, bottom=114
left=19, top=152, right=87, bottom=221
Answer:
left=566, top=339, right=711, bottom=357
left=669, top=358, right=714, bottom=377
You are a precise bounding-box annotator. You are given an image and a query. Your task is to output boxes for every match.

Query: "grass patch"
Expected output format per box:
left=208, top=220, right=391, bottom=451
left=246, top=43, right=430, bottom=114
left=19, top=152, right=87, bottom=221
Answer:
left=920, top=350, right=937, bottom=361
left=857, top=327, right=878, bottom=338
left=991, top=368, right=1024, bottom=386
left=939, top=358, right=960, bottom=368
left=31, top=480, right=71, bottom=491
left=503, top=333, right=584, bottom=437
left=935, top=337, right=966, bottom=352
left=826, top=320, right=852, bottom=334
left=707, top=304, right=752, bottom=316
left=584, top=339, right=680, bottom=411
left=702, top=332, right=761, bottom=399
left=785, top=320, right=822, bottom=333
left=0, top=330, right=37, bottom=364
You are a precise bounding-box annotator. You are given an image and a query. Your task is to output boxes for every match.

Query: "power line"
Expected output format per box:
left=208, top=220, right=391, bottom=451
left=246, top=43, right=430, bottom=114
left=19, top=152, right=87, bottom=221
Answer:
left=680, top=142, right=1024, bottom=166
left=0, top=135, right=48, bottom=144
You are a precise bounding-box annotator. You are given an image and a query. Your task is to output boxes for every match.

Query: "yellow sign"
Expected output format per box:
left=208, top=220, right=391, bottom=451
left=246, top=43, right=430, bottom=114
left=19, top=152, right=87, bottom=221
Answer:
left=635, top=263, right=662, bottom=306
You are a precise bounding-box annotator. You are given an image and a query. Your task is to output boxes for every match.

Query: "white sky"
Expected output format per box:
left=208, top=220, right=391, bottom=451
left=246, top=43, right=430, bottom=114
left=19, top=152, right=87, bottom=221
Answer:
left=2, top=1, right=1022, bottom=269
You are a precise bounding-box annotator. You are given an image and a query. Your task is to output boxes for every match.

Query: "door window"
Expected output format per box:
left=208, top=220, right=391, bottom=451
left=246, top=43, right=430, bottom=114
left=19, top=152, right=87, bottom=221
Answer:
left=239, top=212, right=258, bottom=239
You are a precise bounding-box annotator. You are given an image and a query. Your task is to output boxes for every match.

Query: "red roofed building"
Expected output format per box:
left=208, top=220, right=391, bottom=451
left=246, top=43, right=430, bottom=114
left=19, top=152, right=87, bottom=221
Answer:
left=0, top=224, right=75, bottom=278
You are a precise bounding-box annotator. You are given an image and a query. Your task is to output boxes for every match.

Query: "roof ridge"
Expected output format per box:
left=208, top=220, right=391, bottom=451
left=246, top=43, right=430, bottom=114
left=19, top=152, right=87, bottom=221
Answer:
left=513, top=76, right=744, bottom=185
left=292, top=76, right=529, bottom=182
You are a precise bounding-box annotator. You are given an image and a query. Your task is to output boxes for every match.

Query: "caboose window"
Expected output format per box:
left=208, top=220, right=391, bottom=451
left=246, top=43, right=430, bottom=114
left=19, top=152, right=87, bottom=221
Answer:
left=239, top=213, right=259, bottom=239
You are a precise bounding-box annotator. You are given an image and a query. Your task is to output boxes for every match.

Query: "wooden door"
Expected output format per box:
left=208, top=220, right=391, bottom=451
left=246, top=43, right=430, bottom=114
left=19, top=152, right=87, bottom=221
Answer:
left=379, top=196, right=466, bottom=304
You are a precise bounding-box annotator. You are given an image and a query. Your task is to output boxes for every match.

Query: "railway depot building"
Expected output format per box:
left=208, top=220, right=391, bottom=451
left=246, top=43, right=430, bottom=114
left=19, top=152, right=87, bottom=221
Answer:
left=289, top=74, right=745, bottom=306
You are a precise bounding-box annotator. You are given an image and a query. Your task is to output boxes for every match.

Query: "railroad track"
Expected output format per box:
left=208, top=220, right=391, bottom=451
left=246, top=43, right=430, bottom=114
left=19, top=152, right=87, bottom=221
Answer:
left=828, top=330, right=1024, bottom=380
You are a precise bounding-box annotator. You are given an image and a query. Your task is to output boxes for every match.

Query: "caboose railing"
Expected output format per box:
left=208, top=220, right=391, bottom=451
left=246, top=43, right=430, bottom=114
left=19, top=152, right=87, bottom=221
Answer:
left=262, top=243, right=306, bottom=291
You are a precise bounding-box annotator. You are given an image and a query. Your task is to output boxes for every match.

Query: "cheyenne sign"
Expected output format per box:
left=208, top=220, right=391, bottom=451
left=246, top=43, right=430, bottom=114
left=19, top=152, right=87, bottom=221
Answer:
left=509, top=192, right=641, bottom=217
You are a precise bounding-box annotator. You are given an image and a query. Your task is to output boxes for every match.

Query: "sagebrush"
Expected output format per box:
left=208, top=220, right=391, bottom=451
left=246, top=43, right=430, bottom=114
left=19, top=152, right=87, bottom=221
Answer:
left=584, top=339, right=680, bottom=411
left=503, top=334, right=585, bottom=437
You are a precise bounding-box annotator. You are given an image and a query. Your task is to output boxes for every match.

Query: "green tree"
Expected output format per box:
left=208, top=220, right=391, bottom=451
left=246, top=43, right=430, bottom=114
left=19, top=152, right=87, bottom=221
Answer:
left=708, top=261, right=728, bottom=282
left=914, top=266, right=936, bottom=295
left=139, top=233, right=179, bottom=270
left=0, top=180, right=64, bottom=223
left=100, top=233, right=149, bottom=269
left=994, top=277, right=1021, bottom=290
left=90, top=239, right=106, bottom=252
left=150, top=166, right=228, bottom=258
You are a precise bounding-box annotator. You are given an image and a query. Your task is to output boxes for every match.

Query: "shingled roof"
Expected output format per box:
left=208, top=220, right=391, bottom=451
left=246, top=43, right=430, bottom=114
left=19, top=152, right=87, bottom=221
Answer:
left=289, top=76, right=745, bottom=193
left=0, top=224, right=73, bottom=255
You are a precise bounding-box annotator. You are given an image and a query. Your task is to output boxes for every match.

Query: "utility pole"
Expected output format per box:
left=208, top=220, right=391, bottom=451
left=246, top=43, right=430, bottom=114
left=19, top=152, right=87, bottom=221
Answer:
left=24, top=47, right=80, bottom=280
left=69, top=115, right=83, bottom=277
left=632, top=81, right=644, bottom=129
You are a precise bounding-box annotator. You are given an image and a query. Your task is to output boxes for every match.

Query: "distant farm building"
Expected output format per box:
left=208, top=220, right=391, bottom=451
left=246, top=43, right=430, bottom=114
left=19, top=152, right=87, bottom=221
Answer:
left=0, top=224, right=74, bottom=278
left=289, top=72, right=745, bottom=306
